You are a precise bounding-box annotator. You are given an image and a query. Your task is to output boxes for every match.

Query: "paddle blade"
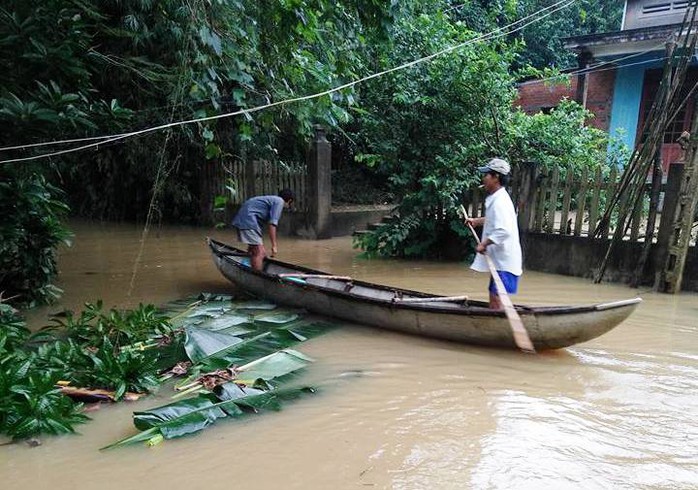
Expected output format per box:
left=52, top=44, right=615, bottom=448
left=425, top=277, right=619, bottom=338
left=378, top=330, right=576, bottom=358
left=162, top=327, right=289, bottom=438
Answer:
left=499, top=293, right=536, bottom=353
left=486, top=256, right=536, bottom=354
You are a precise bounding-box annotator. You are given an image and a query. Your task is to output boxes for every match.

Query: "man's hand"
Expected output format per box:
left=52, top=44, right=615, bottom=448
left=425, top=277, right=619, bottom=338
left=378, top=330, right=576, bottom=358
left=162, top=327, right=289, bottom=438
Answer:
left=476, top=242, right=487, bottom=254
left=465, top=216, right=484, bottom=228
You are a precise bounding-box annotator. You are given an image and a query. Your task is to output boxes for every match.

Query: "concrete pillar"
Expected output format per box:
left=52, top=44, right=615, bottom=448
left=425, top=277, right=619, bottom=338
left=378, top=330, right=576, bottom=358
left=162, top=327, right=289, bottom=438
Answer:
left=307, top=125, right=332, bottom=239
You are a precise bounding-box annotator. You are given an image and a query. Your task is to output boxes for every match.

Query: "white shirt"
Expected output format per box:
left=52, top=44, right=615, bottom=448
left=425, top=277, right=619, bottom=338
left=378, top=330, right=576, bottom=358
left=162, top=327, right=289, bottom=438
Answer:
left=470, top=187, right=522, bottom=276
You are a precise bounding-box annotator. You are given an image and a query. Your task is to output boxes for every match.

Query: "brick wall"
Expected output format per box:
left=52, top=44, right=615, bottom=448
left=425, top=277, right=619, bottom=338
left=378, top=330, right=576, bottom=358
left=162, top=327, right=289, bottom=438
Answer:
left=585, top=70, right=616, bottom=131
left=514, top=69, right=617, bottom=131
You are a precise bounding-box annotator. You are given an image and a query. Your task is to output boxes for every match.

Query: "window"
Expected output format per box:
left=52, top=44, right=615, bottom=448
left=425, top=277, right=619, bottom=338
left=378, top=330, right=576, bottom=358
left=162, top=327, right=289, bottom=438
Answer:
left=643, top=3, right=671, bottom=14
left=642, top=1, right=697, bottom=15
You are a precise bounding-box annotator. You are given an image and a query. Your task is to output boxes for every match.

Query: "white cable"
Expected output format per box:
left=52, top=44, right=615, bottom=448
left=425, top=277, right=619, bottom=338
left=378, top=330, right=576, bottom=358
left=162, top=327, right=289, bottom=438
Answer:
left=0, top=0, right=576, bottom=164
left=0, top=133, right=133, bottom=152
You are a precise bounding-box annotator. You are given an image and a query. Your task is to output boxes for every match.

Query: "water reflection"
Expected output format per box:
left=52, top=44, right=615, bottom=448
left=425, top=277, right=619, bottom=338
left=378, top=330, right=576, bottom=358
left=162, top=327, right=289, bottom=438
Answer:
left=470, top=348, right=698, bottom=490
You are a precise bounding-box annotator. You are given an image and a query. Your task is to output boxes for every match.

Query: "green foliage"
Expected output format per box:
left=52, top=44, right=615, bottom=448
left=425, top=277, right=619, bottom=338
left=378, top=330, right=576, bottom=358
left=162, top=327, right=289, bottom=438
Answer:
left=448, top=0, right=624, bottom=69
left=0, top=287, right=334, bottom=444
left=0, top=171, right=72, bottom=307
left=0, top=301, right=179, bottom=440
left=0, top=0, right=395, bottom=223
left=352, top=3, right=517, bottom=258
left=0, top=303, right=30, bottom=352
left=510, top=0, right=623, bottom=69
left=47, top=301, right=172, bottom=349
left=505, top=99, right=612, bottom=173
left=0, top=305, right=88, bottom=440
left=106, top=295, right=335, bottom=449
left=0, top=367, right=89, bottom=439
left=351, top=5, right=624, bottom=259
left=37, top=302, right=176, bottom=395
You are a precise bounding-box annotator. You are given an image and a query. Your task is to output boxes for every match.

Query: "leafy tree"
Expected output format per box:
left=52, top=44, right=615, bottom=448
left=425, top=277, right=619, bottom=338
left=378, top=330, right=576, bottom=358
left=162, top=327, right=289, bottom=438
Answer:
left=351, top=2, right=519, bottom=258
left=511, top=0, right=624, bottom=68
left=351, top=3, right=621, bottom=259
left=0, top=0, right=395, bottom=222
left=448, top=0, right=624, bottom=69
left=0, top=170, right=72, bottom=307
left=0, top=0, right=395, bottom=303
left=505, top=99, right=613, bottom=172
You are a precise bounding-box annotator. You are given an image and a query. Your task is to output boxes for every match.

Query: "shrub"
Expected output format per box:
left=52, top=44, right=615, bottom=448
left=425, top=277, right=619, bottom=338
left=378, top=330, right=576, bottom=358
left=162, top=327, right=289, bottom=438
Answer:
left=0, top=172, right=72, bottom=307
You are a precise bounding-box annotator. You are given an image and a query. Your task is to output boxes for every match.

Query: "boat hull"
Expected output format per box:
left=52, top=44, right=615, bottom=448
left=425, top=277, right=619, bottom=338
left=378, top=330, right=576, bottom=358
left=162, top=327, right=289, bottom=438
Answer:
left=208, top=239, right=641, bottom=350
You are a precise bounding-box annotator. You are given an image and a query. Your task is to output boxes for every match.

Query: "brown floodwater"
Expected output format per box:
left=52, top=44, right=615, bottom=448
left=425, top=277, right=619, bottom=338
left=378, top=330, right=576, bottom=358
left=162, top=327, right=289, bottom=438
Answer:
left=5, top=220, right=698, bottom=489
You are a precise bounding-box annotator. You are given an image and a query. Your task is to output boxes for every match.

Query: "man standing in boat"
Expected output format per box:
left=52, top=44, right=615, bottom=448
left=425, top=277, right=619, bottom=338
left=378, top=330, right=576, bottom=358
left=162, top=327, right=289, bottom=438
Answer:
left=232, top=189, right=295, bottom=271
left=465, top=158, right=522, bottom=310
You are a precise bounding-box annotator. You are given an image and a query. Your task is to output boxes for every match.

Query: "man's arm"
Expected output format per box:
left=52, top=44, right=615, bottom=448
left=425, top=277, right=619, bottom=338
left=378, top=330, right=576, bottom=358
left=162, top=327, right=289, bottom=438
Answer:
left=268, top=224, right=278, bottom=256
left=466, top=216, right=485, bottom=227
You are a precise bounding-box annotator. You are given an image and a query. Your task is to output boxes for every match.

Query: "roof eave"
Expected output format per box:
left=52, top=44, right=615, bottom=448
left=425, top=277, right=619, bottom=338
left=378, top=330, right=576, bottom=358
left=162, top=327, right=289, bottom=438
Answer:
left=563, top=24, right=682, bottom=58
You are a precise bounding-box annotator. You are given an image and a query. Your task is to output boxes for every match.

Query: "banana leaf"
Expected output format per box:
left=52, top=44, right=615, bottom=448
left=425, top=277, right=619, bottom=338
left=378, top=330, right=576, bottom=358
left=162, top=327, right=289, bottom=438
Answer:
left=193, top=322, right=330, bottom=372
left=134, top=394, right=231, bottom=434
left=198, top=293, right=234, bottom=302
left=195, top=313, right=253, bottom=331
left=191, top=301, right=234, bottom=312
left=184, top=329, right=244, bottom=363
left=103, top=384, right=315, bottom=449
left=253, top=312, right=299, bottom=324
left=234, top=300, right=277, bottom=310
left=215, top=381, right=265, bottom=401
left=101, top=295, right=336, bottom=450
left=235, top=349, right=314, bottom=384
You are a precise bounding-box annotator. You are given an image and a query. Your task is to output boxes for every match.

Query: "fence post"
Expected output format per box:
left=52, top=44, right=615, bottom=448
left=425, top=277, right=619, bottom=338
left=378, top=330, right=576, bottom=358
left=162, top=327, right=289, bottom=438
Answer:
left=307, top=125, right=332, bottom=239
left=654, top=162, right=684, bottom=289
left=244, top=147, right=255, bottom=199
left=516, top=161, right=538, bottom=232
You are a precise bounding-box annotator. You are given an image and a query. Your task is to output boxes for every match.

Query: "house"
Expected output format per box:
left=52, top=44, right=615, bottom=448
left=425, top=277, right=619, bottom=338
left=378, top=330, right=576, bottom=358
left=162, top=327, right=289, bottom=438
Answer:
left=515, top=0, right=698, bottom=173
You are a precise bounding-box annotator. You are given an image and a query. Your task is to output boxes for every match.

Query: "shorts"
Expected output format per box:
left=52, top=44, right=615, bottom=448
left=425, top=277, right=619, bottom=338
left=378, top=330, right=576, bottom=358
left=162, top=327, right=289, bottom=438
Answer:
left=236, top=228, right=263, bottom=246
left=488, top=271, right=519, bottom=295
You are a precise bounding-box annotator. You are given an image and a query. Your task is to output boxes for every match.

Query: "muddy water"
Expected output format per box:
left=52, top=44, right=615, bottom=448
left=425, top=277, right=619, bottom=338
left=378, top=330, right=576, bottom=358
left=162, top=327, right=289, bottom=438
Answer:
left=5, top=221, right=698, bottom=489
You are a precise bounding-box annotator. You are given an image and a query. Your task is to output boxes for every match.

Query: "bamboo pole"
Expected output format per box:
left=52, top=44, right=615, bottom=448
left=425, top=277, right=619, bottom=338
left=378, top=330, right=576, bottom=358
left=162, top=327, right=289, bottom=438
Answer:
left=594, top=18, right=698, bottom=282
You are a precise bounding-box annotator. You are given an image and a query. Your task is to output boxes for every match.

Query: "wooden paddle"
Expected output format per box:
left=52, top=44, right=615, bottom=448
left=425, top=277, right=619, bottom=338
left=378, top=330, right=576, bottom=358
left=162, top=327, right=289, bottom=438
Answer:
left=459, top=205, right=536, bottom=353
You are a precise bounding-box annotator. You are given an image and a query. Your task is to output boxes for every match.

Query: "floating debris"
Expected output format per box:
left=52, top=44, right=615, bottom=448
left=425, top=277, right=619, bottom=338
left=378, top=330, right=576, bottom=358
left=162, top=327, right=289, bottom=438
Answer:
left=102, top=293, right=335, bottom=449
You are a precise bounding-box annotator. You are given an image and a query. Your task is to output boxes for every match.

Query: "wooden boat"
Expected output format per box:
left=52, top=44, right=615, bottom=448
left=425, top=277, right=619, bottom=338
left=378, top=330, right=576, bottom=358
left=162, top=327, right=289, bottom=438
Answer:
left=208, top=238, right=641, bottom=350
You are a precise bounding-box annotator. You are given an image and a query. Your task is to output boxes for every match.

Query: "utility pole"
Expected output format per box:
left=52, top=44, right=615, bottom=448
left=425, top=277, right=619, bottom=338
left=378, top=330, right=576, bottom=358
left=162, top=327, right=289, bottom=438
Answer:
left=655, top=100, right=698, bottom=293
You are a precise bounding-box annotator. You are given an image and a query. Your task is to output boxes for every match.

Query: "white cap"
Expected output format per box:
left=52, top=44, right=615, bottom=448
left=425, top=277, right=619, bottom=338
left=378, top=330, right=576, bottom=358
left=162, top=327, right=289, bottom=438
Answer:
left=477, top=158, right=510, bottom=175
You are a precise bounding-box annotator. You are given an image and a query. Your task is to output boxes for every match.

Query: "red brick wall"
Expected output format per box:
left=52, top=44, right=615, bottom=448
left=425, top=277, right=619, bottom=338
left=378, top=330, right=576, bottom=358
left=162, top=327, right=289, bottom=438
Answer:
left=514, top=69, right=616, bottom=131
left=515, top=77, right=577, bottom=112
left=585, top=70, right=616, bottom=131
